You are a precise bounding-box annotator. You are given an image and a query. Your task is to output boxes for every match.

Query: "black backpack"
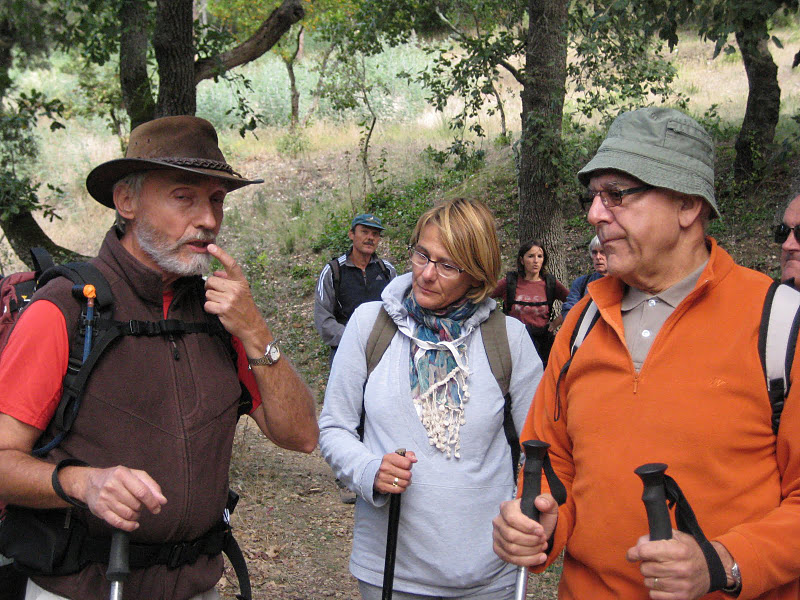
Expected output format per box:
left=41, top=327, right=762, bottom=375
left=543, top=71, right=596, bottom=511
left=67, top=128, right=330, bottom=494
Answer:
left=0, top=248, right=253, bottom=598
left=328, top=251, right=391, bottom=322
left=503, top=271, right=557, bottom=319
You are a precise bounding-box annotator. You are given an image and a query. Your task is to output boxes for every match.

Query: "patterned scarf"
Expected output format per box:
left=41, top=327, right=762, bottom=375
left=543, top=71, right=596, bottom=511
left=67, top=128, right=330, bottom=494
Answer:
left=403, top=290, right=480, bottom=458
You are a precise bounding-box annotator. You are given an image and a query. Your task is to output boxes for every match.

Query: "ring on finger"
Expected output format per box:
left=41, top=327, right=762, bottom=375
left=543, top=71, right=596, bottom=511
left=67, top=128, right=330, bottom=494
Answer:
left=392, top=477, right=399, bottom=487
left=653, top=577, right=659, bottom=590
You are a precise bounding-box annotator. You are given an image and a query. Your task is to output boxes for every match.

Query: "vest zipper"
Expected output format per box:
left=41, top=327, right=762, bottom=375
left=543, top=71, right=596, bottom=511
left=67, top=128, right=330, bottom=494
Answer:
left=169, top=334, right=180, bottom=360
left=633, top=372, right=639, bottom=394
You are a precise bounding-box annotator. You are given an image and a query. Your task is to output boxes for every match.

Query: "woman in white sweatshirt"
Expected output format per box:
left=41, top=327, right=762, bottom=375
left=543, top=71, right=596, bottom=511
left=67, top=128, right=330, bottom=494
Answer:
left=319, top=198, right=543, bottom=599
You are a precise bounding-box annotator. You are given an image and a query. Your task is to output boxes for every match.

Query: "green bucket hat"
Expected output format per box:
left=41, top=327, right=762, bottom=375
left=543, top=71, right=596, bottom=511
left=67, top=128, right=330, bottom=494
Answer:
left=577, top=107, right=718, bottom=218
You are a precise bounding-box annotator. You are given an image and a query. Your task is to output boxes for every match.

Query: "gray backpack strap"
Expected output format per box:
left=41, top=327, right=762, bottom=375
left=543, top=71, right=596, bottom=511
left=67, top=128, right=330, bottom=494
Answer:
left=480, top=309, right=520, bottom=478
left=365, top=307, right=397, bottom=378
left=759, top=282, right=800, bottom=434
left=554, top=299, right=600, bottom=423
left=481, top=308, right=511, bottom=397
left=570, top=300, right=600, bottom=356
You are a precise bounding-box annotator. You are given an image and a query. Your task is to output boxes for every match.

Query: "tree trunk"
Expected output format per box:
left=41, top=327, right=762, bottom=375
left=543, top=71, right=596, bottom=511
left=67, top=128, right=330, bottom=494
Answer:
left=154, top=0, right=196, bottom=116
left=518, top=0, right=569, bottom=281
left=734, top=21, right=781, bottom=184
left=284, top=26, right=303, bottom=129
left=0, top=18, right=13, bottom=101
left=1, top=212, right=88, bottom=269
left=119, top=0, right=155, bottom=130
left=194, top=0, right=305, bottom=84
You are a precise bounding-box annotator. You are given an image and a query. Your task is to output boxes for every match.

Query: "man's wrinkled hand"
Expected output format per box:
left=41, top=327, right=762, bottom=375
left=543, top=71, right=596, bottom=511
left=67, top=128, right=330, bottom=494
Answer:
left=78, top=465, right=167, bottom=532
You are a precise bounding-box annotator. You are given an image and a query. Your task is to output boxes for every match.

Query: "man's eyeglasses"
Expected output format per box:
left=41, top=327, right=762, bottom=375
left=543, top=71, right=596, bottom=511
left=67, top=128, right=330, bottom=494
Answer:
left=408, top=247, right=465, bottom=279
left=774, top=223, right=800, bottom=244
left=578, top=185, right=654, bottom=212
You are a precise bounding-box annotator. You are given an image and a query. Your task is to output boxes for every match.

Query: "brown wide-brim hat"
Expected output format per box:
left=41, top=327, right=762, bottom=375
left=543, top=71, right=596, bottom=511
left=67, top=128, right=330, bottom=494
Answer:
left=86, top=115, right=263, bottom=207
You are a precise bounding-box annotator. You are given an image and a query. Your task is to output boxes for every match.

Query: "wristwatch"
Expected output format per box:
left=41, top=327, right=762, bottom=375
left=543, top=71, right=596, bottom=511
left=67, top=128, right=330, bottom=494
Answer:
left=247, top=340, right=281, bottom=367
left=721, top=561, right=741, bottom=596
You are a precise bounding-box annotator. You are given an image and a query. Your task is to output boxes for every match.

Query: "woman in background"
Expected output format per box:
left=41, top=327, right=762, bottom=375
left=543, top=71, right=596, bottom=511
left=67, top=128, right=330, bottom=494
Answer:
left=493, top=240, right=568, bottom=367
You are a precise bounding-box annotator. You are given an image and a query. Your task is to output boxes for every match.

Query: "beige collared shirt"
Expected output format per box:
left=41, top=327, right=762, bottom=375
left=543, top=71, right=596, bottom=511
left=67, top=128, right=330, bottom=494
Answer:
left=621, top=261, right=708, bottom=370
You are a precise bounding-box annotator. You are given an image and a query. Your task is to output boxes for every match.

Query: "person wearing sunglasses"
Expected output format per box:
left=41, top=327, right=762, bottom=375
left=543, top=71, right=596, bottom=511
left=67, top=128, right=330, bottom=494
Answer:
left=319, top=198, right=542, bottom=599
left=493, top=107, right=800, bottom=600
left=777, top=194, right=800, bottom=290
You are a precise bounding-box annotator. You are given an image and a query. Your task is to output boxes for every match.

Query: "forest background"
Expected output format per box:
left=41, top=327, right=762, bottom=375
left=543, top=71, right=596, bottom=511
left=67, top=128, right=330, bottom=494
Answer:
left=2, top=0, right=800, bottom=598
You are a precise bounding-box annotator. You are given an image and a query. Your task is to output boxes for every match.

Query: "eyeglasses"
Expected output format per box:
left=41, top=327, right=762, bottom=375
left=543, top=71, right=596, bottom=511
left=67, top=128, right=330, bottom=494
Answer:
left=578, top=185, right=654, bottom=212
left=408, top=247, right=465, bottom=279
left=774, top=223, right=800, bottom=244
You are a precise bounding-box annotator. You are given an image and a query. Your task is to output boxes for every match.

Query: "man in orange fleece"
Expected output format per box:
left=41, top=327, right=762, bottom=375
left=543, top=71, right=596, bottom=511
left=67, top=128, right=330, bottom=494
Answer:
left=492, top=107, right=800, bottom=599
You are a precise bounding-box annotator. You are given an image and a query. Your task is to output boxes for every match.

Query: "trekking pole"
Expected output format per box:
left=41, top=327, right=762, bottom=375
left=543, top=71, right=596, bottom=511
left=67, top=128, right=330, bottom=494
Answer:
left=107, top=530, right=130, bottom=600
left=80, top=285, right=97, bottom=361
left=514, top=440, right=550, bottom=600
left=634, top=463, right=672, bottom=541
left=381, top=448, right=406, bottom=600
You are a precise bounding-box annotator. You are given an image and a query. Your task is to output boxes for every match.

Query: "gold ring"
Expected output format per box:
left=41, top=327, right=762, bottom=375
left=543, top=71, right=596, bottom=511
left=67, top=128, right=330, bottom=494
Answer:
left=654, top=577, right=659, bottom=590
left=392, top=477, right=399, bottom=487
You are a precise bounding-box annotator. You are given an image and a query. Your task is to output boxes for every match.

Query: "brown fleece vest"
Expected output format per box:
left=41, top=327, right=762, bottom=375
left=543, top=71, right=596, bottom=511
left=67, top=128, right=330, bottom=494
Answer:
left=30, top=230, right=241, bottom=600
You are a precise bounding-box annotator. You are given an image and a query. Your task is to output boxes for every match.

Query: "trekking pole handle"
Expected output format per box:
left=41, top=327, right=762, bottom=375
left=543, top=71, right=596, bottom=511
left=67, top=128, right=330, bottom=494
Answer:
left=634, top=463, right=673, bottom=541
left=107, top=529, right=130, bottom=600
left=382, top=448, right=406, bottom=600
left=514, top=440, right=550, bottom=600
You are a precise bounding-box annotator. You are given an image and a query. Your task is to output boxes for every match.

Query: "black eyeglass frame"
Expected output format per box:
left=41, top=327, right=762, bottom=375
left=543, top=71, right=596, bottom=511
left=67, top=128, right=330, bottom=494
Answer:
left=407, top=246, right=465, bottom=278
left=578, top=185, right=655, bottom=212
left=774, top=223, right=800, bottom=244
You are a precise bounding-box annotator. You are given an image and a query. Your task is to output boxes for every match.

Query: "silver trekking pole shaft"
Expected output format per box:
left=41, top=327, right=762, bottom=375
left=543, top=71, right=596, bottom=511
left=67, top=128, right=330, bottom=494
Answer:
left=107, top=530, right=130, bottom=600
left=514, top=441, right=549, bottom=600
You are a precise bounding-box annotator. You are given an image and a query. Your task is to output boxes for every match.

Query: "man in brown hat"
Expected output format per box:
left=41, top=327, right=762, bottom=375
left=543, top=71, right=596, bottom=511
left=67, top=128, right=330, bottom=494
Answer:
left=0, top=116, right=318, bottom=600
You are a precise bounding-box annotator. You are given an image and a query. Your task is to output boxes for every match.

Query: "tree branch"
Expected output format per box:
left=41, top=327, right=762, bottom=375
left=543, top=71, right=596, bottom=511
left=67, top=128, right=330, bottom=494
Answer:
left=194, top=0, right=305, bottom=84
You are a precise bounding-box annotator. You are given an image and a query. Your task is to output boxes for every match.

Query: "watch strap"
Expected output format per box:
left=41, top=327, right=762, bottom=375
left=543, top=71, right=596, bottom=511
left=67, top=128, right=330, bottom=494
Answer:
left=247, top=340, right=280, bottom=366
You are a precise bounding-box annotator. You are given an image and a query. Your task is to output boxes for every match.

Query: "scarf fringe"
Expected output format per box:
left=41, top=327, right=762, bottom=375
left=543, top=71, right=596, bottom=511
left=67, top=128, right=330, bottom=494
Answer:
left=413, top=363, right=470, bottom=458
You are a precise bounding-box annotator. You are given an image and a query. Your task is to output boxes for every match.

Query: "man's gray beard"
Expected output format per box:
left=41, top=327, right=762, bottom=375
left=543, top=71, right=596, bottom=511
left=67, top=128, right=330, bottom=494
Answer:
left=135, top=217, right=214, bottom=278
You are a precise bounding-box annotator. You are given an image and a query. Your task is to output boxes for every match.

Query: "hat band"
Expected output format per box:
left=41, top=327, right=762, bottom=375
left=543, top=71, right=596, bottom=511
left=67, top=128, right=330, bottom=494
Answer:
left=154, top=157, right=241, bottom=177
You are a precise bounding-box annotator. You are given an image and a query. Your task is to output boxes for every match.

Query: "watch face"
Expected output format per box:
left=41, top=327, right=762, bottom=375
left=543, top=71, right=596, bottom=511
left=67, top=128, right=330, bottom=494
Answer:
left=268, top=344, right=280, bottom=362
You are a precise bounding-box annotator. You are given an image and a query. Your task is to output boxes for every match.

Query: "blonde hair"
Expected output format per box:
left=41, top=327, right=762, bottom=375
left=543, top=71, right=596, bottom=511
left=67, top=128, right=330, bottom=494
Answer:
left=410, top=198, right=501, bottom=303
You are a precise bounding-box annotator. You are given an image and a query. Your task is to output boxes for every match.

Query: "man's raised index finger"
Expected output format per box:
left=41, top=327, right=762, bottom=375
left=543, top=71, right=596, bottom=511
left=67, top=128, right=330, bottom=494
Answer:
left=207, top=244, right=243, bottom=279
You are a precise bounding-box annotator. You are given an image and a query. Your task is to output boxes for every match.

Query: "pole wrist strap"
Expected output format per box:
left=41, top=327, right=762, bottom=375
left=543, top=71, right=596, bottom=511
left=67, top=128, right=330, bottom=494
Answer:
left=52, top=458, right=89, bottom=510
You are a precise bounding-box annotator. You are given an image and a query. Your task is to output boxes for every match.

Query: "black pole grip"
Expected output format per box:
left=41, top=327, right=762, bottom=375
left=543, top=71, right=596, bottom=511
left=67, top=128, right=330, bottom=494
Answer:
left=634, top=463, right=673, bottom=541
left=382, top=448, right=406, bottom=600
left=520, top=440, right=550, bottom=522
left=106, top=530, right=130, bottom=583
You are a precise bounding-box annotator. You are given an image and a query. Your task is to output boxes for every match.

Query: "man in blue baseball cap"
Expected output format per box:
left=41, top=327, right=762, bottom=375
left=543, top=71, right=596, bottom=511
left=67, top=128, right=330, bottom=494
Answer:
left=314, top=214, right=395, bottom=503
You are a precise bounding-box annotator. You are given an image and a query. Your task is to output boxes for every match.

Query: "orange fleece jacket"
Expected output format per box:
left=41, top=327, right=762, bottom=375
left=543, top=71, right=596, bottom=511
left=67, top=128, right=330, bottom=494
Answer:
left=521, top=239, right=800, bottom=599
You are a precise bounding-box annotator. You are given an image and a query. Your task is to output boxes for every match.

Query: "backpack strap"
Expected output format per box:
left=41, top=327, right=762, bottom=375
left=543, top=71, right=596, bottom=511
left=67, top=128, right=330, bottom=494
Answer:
left=481, top=309, right=520, bottom=478
left=482, top=309, right=511, bottom=397
left=328, top=257, right=344, bottom=322
left=366, top=307, right=397, bottom=379
left=544, top=273, right=557, bottom=318
left=758, top=281, right=800, bottom=435
left=569, top=300, right=600, bottom=355
left=29, top=247, right=55, bottom=277
left=504, top=271, right=517, bottom=315
left=377, top=257, right=392, bottom=281
left=553, top=299, right=601, bottom=422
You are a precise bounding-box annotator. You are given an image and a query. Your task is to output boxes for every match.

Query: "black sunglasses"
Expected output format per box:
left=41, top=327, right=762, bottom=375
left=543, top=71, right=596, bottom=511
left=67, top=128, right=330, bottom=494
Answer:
left=774, top=223, right=800, bottom=244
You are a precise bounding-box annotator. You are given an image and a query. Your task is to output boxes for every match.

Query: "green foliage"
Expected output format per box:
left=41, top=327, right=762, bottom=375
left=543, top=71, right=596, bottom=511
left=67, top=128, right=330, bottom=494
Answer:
left=312, top=209, right=352, bottom=255
left=276, top=130, right=310, bottom=158
left=0, top=90, right=65, bottom=221
left=568, top=1, right=687, bottom=124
